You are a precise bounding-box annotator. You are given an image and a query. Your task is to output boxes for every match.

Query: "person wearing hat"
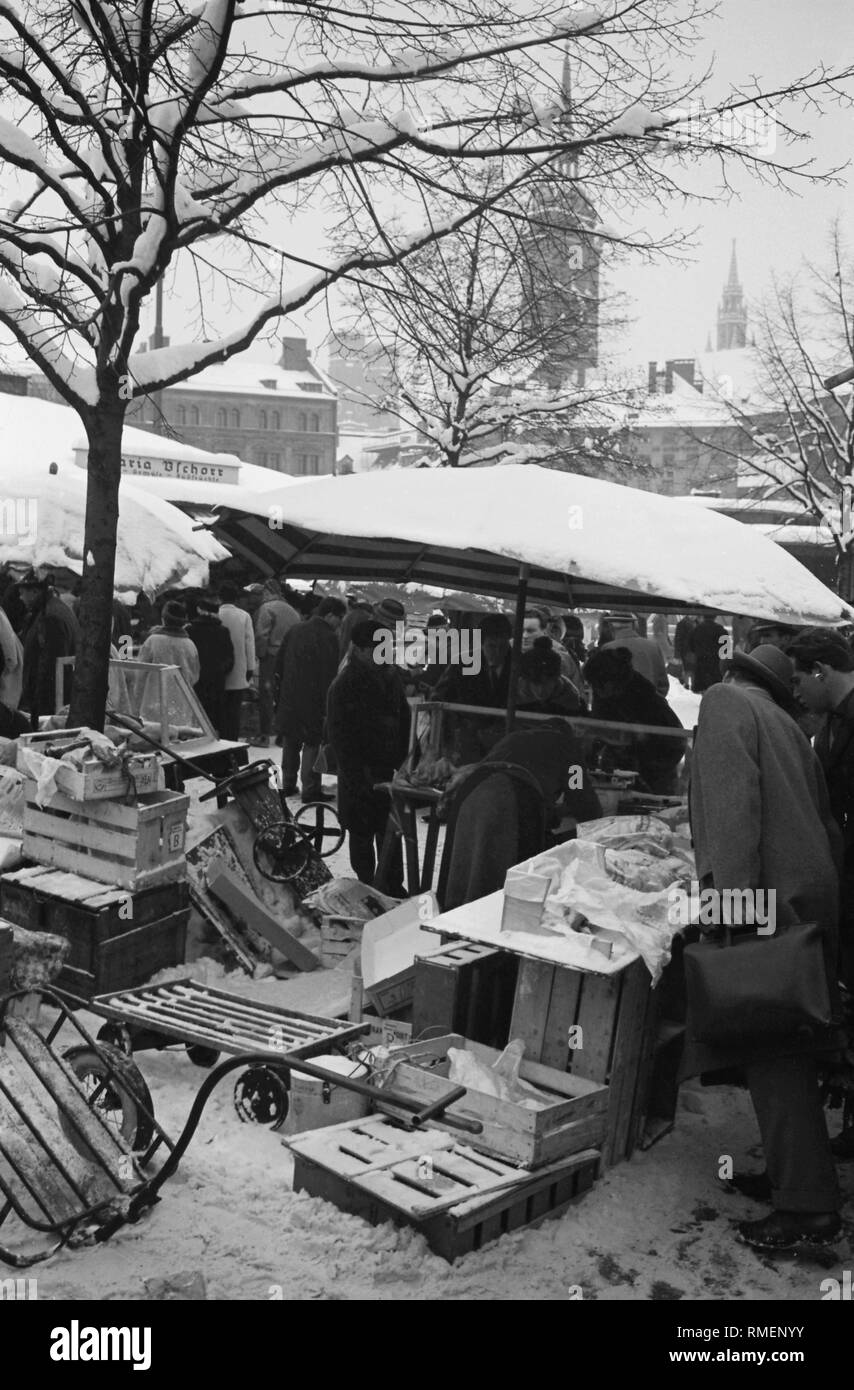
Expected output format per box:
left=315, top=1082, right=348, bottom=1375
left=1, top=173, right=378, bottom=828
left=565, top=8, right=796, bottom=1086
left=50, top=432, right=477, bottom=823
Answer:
left=516, top=636, right=586, bottom=716
left=338, top=594, right=374, bottom=658
left=522, top=608, right=583, bottom=686
left=326, top=616, right=409, bottom=894
left=599, top=612, right=670, bottom=696
left=685, top=643, right=843, bottom=1252
left=187, top=595, right=234, bottom=733
left=684, top=612, right=728, bottom=694
left=138, top=600, right=200, bottom=689
left=583, top=645, right=685, bottom=793
left=18, top=570, right=79, bottom=726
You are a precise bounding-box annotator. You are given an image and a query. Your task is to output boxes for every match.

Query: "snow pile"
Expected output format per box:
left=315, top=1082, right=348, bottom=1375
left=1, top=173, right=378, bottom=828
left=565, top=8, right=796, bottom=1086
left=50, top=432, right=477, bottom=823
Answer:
left=0, top=395, right=227, bottom=588
left=215, top=464, right=852, bottom=626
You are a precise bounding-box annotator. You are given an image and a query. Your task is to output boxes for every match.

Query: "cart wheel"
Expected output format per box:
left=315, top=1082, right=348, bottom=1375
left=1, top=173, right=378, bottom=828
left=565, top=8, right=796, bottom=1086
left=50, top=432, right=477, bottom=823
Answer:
left=60, top=1043, right=155, bottom=1153
left=186, top=1044, right=220, bottom=1069
left=252, top=821, right=311, bottom=882
left=292, top=801, right=345, bottom=857
left=233, top=1065, right=289, bottom=1129
left=96, top=1022, right=133, bottom=1055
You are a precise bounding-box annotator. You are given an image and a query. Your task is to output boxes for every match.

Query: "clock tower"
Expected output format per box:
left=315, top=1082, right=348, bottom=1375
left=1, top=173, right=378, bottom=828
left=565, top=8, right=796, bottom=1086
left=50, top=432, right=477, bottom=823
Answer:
left=523, top=50, right=600, bottom=387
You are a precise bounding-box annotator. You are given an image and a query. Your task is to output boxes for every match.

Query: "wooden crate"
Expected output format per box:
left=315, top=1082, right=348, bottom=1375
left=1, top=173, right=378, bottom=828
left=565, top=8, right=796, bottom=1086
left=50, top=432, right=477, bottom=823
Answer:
left=507, top=955, right=653, bottom=1168
left=376, top=1033, right=607, bottom=1168
left=17, top=729, right=163, bottom=801
left=22, top=780, right=189, bottom=890
left=0, top=867, right=189, bottom=1001
left=287, top=1114, right=600, bottom=1262
left=412, top=942, right=518, bottom=1048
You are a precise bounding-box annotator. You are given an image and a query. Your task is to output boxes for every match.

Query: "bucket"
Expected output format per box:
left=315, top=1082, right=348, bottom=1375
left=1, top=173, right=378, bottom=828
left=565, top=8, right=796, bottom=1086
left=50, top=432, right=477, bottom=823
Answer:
left=281, top=1053, right=370, bottom=1135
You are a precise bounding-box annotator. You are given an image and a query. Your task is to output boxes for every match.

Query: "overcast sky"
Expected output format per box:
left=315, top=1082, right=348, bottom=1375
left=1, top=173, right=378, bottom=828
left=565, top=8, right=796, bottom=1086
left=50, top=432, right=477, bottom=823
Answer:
left=612, top=0, right=854, bottom=366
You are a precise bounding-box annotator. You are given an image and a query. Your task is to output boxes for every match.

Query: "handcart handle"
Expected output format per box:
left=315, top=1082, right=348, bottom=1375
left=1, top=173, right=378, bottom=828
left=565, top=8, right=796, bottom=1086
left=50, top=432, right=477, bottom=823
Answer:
left=410, top=1085, right=482, bottom=1133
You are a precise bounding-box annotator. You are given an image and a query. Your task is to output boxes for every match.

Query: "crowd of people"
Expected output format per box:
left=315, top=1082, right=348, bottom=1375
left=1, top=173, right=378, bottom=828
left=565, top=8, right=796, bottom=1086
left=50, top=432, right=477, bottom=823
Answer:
left=0, top=563, right=853, bottom=1255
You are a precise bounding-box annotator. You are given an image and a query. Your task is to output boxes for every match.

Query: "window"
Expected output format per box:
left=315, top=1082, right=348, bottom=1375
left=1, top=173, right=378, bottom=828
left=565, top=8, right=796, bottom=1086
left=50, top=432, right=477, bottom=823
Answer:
left=259, top=409, right=267, bottom=430
left=272, top=452, right=281, bottom=468
left=310, top=413, right=320, bottom=432
left=258, top=451, right=268, bottom=466
left=176, top=405, right=186, bottom=426
left=216, top=408, right=227, bottom=428
left=296, top=454, right=308, bottom=475
left=190, top=406, right=200, bottom=426
left=231, top=409, right=240, bottom=428
left=309, top=454, right=319, bottom=474
left=272, top=411, right=280, bottom=431
left=298, top=412, right=307, bottom=433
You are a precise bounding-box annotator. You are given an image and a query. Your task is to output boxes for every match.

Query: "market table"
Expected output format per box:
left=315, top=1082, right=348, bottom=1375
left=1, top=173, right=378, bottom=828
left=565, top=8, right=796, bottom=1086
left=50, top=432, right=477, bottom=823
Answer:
left=422, top=891, right=666, bottom=1168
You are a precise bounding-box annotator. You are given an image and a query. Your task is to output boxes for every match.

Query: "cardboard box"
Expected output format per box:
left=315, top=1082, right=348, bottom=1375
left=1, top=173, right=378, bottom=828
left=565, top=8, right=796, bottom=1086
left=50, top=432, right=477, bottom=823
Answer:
left=360, top=893, right=439, bottom=1017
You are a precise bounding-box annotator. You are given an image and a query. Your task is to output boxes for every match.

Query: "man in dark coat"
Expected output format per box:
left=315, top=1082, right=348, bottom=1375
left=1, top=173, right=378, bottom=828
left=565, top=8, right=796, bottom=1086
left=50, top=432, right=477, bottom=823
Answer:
left=788, top=625, right=854, bottom=1159
left=326, top=617, right=409, bottom=893
left=18, top=571, right=79, bottom=725
left=687, top=643, right=842, bottom=1252
left=686, top=613, right=728, bottom=693
left=583, top=646, right=686, bottom=793
left=187, top=596, right=234, bottom=733
left=433, top=612, right=513, bottom=708
left=276, top=597, right=345, bottom=802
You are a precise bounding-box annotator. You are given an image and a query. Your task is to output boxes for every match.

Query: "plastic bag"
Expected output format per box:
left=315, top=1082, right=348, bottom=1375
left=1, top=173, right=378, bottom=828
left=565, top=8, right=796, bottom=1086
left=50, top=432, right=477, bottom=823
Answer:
left=447, top=1039, right=553, bottom=1110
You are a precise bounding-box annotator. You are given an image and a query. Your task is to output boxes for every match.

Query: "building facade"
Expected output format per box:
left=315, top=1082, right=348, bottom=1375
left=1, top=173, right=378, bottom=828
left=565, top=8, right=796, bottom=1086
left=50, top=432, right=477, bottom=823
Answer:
left=27, top=335, right=338, bottom=478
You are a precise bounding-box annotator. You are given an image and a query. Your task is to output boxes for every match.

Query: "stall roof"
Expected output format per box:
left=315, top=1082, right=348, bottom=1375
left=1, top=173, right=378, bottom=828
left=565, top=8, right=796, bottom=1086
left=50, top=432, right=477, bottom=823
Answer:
left=211, top=464, right=852, bottom=624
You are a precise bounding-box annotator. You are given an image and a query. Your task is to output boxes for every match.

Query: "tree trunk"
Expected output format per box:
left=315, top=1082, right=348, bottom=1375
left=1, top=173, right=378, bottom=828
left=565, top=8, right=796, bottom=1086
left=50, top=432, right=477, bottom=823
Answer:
left=68, top=401, right=125, bottom=731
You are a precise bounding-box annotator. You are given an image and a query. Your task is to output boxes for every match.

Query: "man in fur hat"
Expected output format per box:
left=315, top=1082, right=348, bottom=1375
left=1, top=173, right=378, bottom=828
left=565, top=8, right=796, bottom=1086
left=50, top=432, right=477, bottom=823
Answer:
left=686, top=642, right=843, bottom=1251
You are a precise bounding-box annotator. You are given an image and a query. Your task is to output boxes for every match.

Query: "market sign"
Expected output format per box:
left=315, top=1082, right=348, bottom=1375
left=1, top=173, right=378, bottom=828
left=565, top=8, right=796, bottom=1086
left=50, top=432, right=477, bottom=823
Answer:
left=73, top=445, right=241, bottom=485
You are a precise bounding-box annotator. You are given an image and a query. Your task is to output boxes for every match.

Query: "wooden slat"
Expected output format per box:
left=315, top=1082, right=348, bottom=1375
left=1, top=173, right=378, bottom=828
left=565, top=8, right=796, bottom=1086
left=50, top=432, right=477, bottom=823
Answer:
left=206, top=861, right=321, bottom=972
left=508, top=958, right=555, bottom=1064
left=0, top=1053, right=119, bottom=1216
left=540, top=967, right=583, bottom=1072
left=602, top=960, right=651, bottom=1168
left=170, top=983, right=333, bottom=1035
left=571, top=974, right=621, bottom=1085
left=6, top=1023, right=135, bottom=1191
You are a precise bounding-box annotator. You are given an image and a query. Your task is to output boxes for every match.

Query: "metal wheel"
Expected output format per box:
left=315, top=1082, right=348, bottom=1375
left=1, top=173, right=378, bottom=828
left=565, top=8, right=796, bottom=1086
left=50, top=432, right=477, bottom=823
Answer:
left=252, top=820, right=312, bottom=882
left=96, top=1021, right=133, bottom=1055
left=292, top=801, right=345, bottom=857
left=233, top=1065, right=289, bottom=1129
left=186, top=1044, right=221, bottom=1069
left=60, top=1043, right=155, bottom=1153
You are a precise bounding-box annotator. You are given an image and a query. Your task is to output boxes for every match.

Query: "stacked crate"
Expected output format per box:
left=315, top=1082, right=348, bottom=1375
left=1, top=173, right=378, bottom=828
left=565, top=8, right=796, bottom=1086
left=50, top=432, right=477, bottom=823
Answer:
left=1, top=730, right=191, bottom=1000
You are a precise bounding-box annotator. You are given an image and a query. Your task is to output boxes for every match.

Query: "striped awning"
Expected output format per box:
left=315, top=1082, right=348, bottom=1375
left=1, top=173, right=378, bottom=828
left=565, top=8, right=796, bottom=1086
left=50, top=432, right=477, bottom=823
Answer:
left=210, top=465, right=852, bottom=623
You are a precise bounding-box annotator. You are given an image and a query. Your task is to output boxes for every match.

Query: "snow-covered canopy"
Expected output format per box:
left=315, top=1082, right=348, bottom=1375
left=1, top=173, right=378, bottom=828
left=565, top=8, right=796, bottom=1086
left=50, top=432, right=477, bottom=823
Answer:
left=212, top=464, right=852, bottom=623
left=0, top=394, right=228, bottom=590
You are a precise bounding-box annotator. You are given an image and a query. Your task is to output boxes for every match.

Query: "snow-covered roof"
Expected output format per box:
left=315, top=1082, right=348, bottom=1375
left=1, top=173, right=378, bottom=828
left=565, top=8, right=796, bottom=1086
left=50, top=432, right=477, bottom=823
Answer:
left=163, top=357, right=336, bottom=400
left=212, top=464, right=852, bottom=625
left=0, top=394, right=228, bottom=589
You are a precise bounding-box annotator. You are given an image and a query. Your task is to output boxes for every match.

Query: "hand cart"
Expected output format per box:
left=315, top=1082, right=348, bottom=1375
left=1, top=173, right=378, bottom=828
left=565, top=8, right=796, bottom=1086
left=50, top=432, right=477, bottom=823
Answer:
left=0, top=984, right=482, bottom=1267
left=108, top=709, right=345, bottom=881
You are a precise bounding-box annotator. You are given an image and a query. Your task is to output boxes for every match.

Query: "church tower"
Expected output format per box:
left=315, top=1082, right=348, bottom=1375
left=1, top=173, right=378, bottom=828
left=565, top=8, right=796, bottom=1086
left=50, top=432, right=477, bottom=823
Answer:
left=523, top=50, right=600, bottom=387
left=716, top=241, right=748, bottom=351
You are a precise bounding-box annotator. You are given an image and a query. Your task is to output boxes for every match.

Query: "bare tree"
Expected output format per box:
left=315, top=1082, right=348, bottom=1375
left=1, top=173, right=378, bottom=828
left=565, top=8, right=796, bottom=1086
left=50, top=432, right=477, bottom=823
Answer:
left=332, top=192, right=646, bottom=473
left=690, top=223, right=854, bottom=597
left=0, top=0, right=851, bottom=724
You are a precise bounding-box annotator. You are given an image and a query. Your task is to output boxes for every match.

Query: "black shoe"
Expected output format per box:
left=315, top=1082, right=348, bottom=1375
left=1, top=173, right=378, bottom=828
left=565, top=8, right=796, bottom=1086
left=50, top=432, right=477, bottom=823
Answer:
left=301, top=790, right=335, bottom=804
left=736, top=1210, right=841, bottom=1252
left=830, top=1126, right=854, bottom=1161
left=724, top=1170, right=772, bottom=1201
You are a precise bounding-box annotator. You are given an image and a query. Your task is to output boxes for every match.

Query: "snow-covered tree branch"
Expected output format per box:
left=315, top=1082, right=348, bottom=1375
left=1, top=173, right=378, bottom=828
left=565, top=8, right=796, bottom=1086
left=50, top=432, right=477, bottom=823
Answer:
left=0, top=0, right=851, bottom=724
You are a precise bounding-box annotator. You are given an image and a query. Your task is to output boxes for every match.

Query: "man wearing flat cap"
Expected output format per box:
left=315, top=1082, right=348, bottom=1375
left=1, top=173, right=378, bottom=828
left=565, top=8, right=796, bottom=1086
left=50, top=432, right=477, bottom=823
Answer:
left=686, top=642, right=843, bottom=1252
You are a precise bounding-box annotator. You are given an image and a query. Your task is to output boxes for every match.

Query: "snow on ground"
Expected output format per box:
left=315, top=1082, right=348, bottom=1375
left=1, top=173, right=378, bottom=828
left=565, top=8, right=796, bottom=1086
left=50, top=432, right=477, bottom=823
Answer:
left=24, top=1053, right=854, bottom=1301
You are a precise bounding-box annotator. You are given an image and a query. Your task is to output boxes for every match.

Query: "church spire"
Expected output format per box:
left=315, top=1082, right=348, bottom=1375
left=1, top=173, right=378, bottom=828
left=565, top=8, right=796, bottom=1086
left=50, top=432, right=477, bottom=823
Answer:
left=560, top=44, right=577, bottom=179
left=726, top=239, right=741, bottom=289
left=716, top=240, right=747, bottom=351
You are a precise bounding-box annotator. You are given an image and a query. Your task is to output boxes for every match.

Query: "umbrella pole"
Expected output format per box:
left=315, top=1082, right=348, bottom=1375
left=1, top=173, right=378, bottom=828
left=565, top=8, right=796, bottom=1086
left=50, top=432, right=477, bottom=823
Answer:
left=505, top=563, right=529, bottom=734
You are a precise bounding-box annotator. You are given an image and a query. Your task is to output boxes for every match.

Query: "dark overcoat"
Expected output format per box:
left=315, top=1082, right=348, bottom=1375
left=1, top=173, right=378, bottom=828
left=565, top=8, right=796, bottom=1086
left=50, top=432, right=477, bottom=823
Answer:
left=683, top=680, right=842, bottom=1078
left=276, top=616, right=340, bottom=744
left=326, top=658, right=410, bottom=834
